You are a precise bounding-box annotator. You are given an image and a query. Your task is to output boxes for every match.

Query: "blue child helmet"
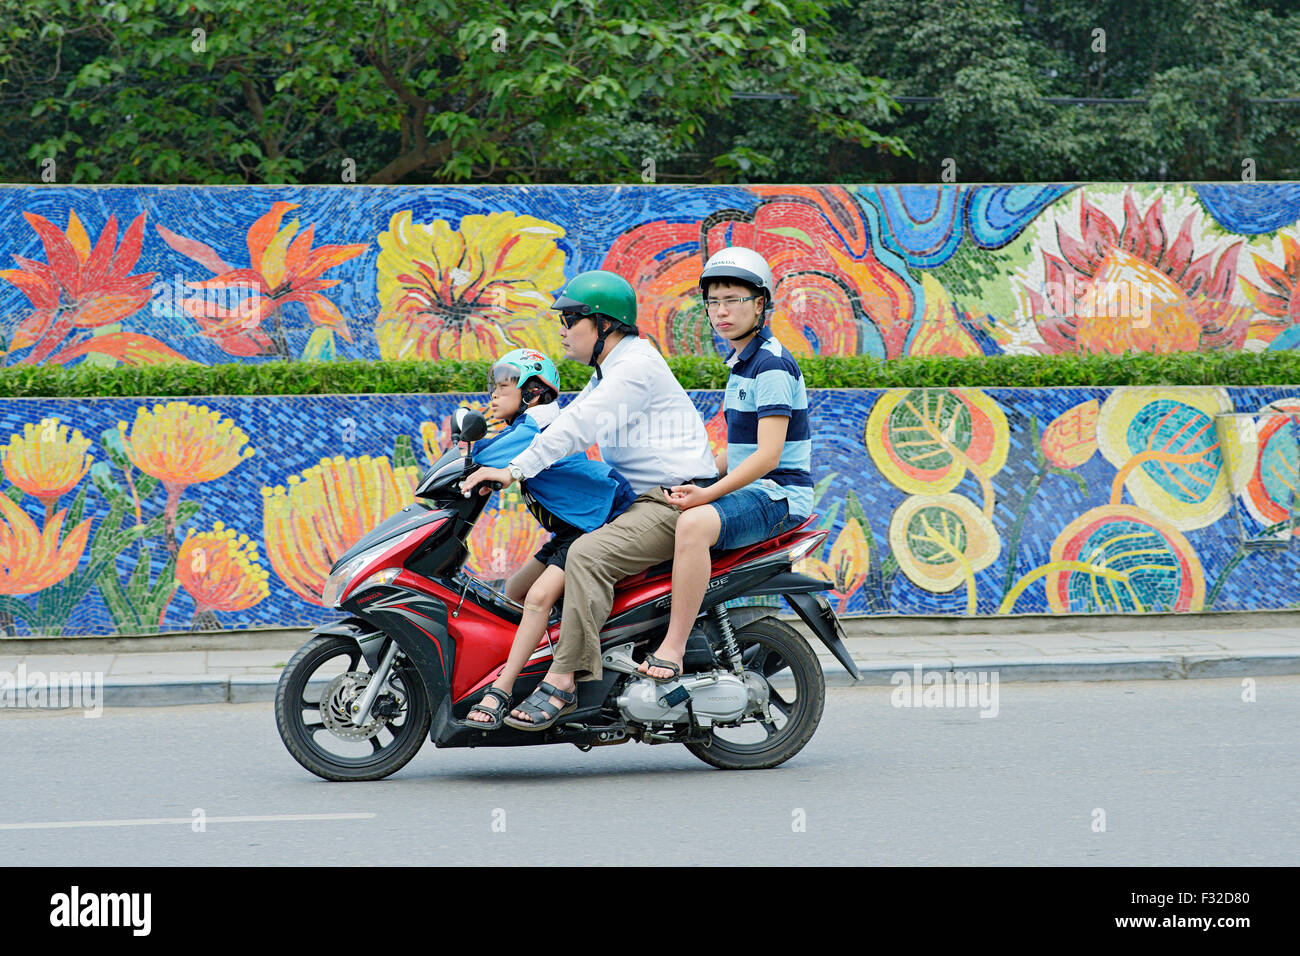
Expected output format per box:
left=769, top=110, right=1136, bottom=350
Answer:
left=489, top=348, right=561, bottom=402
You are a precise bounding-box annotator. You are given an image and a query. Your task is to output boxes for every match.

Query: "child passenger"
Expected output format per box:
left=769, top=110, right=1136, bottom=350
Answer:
left=463, top=348, right=636, bottom=729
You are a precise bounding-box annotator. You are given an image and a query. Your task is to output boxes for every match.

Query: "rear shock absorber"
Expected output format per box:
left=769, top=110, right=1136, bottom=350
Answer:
left=710, top=605, right=744, bottom=674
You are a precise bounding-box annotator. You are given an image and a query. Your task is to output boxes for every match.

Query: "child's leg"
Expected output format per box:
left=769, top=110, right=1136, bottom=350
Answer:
left=468, top=564, right=565, bottom=723
left=504, top=558, right=546, bottom=604
left=640, top=504, right=720, bottom=679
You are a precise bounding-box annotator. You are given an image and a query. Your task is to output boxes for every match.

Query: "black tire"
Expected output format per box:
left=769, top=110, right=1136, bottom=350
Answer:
left=685, top=617, right=825, bottom=770
left=275, top=634, right=432, bottom=782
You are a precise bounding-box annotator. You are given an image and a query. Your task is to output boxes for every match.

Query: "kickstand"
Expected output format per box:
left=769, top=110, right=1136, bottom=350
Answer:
left=685, top=698, right=700, bottom=740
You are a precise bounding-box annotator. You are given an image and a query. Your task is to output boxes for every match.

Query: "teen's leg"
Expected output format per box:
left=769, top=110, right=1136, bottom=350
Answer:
left=639, top=504, right=721, bottom=679
left=468, top=564, right=565, bottom=724
left=504, top=558, right=546, bottom=604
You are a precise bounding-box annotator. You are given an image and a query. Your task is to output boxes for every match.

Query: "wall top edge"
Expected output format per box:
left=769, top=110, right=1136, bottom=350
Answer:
left=3, top=181, right=1300, bottom=190
left=3, top=384, right=1299, bottom=402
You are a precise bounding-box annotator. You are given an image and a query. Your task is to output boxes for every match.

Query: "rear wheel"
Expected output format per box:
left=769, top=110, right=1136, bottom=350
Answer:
left=685, top=617, right=825, bottom=770
left=275, top=635, right=431, bottom=781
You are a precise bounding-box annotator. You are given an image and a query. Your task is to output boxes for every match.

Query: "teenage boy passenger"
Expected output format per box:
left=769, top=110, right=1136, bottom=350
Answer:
left=638, top=246, right=812, bottom=680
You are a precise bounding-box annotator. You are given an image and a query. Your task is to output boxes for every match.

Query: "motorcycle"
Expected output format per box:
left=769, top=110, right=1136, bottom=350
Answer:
left=274, top=409, right=861, bottom=781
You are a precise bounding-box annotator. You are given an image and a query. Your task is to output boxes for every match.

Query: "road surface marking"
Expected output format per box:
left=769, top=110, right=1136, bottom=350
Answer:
left=0, top=812, right=375, bottom=830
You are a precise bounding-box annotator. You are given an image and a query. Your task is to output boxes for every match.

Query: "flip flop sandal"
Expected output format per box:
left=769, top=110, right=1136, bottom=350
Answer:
left=462, top=686, right=512, bottom=730
left=639, top=652, right=682, bottom=684
left=503, top=681, right=578, bottom=731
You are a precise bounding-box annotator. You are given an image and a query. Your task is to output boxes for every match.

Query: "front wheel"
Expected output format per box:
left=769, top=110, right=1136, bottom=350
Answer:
left=685, top=617, right=825, bottom=770
left=275, top=634, right=432, bottom=781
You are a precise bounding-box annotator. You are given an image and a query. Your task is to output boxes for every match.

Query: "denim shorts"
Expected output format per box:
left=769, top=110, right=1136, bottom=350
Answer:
left=710, top=486, right=807, bottom=551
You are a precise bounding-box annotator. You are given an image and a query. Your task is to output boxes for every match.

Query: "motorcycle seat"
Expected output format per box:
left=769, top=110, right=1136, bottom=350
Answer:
left=613, top=517, right=815, bottom=593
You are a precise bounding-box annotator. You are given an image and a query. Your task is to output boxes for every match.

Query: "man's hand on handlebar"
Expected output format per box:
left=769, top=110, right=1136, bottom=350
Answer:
left=462, top=466, right=514, bottom=497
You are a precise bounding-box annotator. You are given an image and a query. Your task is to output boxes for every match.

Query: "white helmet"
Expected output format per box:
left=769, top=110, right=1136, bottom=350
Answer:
left=699, top=246, right=775, bottom=315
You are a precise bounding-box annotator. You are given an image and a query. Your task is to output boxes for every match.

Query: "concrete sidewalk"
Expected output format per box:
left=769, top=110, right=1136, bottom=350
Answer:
left=2, top=619, right=1298, bottom=708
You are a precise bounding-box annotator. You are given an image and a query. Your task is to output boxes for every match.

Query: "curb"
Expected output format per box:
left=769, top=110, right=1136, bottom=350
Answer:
left=3, top=650, right=1286, bottom=709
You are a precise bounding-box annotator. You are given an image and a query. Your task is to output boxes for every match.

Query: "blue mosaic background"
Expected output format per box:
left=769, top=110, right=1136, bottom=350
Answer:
left=1, top=386, right=1297, bottom=637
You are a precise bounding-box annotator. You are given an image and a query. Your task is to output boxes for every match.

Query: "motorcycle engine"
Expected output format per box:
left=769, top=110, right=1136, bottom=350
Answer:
left=616, top=671, right=759, bottom=725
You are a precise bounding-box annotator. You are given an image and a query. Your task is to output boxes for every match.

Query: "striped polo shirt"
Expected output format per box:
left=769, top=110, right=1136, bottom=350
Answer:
left=723, top=325, right=813, bottom=518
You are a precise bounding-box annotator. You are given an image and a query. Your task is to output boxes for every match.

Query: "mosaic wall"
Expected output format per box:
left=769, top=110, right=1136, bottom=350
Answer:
left=1, top=387, right=1297, bottom=636
left=5, top=183, right=1300, bottom=365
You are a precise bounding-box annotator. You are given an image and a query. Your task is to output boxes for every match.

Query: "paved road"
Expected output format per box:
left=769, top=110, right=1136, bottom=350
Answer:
left=3, top=677, right=1297, bottom=866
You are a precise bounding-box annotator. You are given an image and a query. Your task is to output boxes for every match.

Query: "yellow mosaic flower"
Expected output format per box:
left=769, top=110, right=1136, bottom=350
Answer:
left=375, top=210, right=565, bottom=362
left=176, top=521, right=271, bottom=612
left=1, top=417, right=93, bottom=508
left=117, top=402, right=255, bottom=486
left=262, top=455, right=421, bottom=605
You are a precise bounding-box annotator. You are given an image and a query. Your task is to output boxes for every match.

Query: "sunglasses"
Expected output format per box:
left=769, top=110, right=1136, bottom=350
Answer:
left=558, top=311, right=590, bottom=329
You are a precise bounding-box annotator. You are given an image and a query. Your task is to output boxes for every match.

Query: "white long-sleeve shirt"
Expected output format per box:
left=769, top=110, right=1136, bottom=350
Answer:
left=510, top=335, right=717, bottom=495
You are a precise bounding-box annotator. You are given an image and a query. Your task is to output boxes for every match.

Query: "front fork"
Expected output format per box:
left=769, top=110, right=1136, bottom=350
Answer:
left=350, top=639, right=401, bottom=727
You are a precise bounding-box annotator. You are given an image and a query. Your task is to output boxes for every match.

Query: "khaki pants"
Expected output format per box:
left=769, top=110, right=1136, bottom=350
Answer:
left=553, top=492, right=680, bottom=680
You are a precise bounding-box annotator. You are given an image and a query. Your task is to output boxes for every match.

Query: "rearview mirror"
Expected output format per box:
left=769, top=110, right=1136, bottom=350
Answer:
left=452, top=408, right=489, bottom=443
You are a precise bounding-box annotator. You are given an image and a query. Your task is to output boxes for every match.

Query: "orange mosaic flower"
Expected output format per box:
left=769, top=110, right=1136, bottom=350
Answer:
left=1, top=417, right=93, bottom=510
left=1025, top=191, right=1249, bottom=354
left=466, top=496, right=548, bottom=582
left=262, top=455, right=422, bottom=605
left=1, top=209, right=166, bottom=365
left=161, top=201, right=367, bottom=357
left=0, top=494, right=91, bottom=595
left=176, top=522, right=271, bottom=612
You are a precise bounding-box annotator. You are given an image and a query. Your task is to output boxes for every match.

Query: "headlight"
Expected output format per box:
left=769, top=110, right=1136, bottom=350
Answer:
left=320, top=538, right=411, bottom=608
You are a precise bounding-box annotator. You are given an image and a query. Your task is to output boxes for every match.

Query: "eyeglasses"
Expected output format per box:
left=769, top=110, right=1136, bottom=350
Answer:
left=704, top=295, right=760, bottom=313
left=558, top=311, right=589, bottom=329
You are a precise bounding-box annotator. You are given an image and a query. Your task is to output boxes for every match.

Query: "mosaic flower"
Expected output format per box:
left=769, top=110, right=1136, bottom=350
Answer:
left=466, top=489, right=548, bottom=582
left=1040, top=400, right=1099, bottom=470
left=1096, top=387, right=1235, bottom=531
left=1021, top=191, right=1249, bottom=354
left=602, top=185, right=916, bottom=358
left=118, top=402, right=256, bottom=547
left=1, top=417, right=93, bottom=517
left=1241, top=399, right=1300, bottom=535
left=418, top=401, right=497, bottom=465
left=866, top=388, right=1009, bottom=516
left=374, top=210, right=565, bottom=362
left=262, top=454, right=421, bottom=605
left=0, top=210, right=183, bottom=366
left=176, top=521, right=271, bottom=613
left=159, top=201, right=367, bottom=358
left=1043, top=505, right=1204, bottom=613
left=1239, top=232, right=1300, bottom=350
left=888, top=493, right=1000, bottom=614
left=0, top=494, right=91, bottom=595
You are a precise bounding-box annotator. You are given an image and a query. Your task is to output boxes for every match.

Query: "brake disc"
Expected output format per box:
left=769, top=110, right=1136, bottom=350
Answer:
left=320, top=672, right=388, bottom=740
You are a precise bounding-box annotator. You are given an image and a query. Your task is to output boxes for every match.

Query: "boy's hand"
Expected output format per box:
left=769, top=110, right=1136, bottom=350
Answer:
left=665, top=484, right=713, bottom=510
left=463, top=466, right=514, bottom=497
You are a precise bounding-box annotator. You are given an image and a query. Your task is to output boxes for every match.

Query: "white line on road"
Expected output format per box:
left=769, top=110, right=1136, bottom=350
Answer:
left=0, top=812, right=376, bottom=831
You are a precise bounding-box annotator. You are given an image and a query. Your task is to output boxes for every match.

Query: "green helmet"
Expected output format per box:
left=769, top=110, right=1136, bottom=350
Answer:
left=552, top=270, right=638, bottom=332
left=490, top=348, right=560, bottom=403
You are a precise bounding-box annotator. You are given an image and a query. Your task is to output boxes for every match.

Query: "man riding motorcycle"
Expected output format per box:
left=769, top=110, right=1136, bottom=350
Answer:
left=462, top=269, right=718, bottom=729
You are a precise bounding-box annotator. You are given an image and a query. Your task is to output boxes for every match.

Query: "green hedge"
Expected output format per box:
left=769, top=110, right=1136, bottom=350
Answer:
left=2, top=351, right=1300, bottom=398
